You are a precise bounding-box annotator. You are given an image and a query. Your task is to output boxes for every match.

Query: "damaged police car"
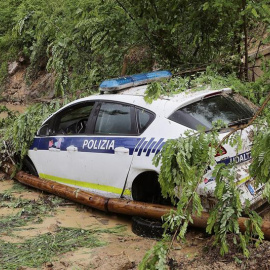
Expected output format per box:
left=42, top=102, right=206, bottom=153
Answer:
left=25, top=71, right=264, bottom=210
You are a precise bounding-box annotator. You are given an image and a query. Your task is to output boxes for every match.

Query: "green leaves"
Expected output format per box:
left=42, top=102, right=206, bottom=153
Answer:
left=144, top=82, right=163, bottom=104
left=147, top=86, right=270, bottom=263
left=154, top=128, right=220, bottom=241
left=142, top=127, right=220, bottom=268
left=1, top=0, right=270, bottom=95
left=144, top=69, right=254, bottom=104
left=250, top=113, right=270, bottom=201
left=206, top=153, right=265, bottom=257
left=139, top=240, right=169, bottom=270
left=0, top=101, right=62, bottom=167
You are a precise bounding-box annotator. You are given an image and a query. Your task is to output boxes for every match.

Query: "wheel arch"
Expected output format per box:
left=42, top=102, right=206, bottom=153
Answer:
left=22, top=155, right=39, bottom=176
left=131, top=170, right=163, bottom=203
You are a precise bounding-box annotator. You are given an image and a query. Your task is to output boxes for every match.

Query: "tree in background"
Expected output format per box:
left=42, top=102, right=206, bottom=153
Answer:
left=0, top=0, right=269, bottom=95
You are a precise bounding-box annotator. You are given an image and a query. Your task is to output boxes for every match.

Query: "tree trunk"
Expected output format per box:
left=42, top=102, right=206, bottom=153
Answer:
left=242, top=0, right=249, bottom=81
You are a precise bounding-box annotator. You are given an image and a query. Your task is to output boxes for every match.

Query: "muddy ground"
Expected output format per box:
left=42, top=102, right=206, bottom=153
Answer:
left=0, top=176, right=205, bottom=270
left=1, top=102, right=270, bottom=269
left=2, top=176, right=270, bottom=270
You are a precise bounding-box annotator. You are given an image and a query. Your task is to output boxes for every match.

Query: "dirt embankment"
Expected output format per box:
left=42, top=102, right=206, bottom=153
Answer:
left=2, top=62, right=55, bottom=105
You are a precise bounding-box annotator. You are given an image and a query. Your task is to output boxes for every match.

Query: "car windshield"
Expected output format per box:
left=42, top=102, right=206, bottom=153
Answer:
left=169, top=93, right=255, bottom=130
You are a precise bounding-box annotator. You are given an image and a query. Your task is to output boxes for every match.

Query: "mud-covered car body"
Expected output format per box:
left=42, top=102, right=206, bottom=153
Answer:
left=27, top=71, right=263, bottom=209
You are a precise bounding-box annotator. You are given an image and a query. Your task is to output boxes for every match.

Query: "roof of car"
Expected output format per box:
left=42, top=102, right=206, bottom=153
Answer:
left=117, top=84, right=231, bottom=102
left=116, top=85, right=232, bottom=116
left=59, top=85, right=232, bottom=118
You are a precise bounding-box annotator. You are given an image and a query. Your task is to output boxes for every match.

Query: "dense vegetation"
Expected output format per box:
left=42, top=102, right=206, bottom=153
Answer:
left=0, top=0, right=269, bottom=95
left=140, top=73, right=270, bottom=269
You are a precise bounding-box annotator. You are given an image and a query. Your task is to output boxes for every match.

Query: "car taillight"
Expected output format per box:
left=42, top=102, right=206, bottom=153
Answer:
left=215, top=146, right=227, bottom=157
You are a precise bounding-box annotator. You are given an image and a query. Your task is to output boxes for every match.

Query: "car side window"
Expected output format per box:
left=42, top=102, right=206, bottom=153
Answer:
left=94, top=102, right=135, bottom=135
left=136, top=108, right=155, bottom=134
left=37, top=118, right=53, bottom=136
left=52, top=102, right=95, bottom=135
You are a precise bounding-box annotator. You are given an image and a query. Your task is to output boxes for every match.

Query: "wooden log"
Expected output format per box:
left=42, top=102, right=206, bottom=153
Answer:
left=15, top=171, right=173, bottom=216
left=107, top=198, right=173, bottom=219
left=3, top=166, right=270, bottom=240
left=16, top=171, right=109, bottom=211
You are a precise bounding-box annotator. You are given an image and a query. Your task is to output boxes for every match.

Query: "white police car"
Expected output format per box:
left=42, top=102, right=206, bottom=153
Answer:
left=25, top=71, right=263, bottom=209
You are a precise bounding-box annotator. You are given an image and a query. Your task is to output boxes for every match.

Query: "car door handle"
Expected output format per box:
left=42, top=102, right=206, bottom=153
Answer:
left=49, top=148, right=60, bottom=152
left=114, top=147, right=129, bottom=154
left=66, top=145, right=78, bottom=152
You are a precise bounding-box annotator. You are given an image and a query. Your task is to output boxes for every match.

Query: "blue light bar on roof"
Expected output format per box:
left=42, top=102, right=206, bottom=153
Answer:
left=99, top=70, right=172, bottom=92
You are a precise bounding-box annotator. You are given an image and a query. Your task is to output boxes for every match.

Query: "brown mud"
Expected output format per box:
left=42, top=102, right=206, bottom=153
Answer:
left=0, top=102, right=27, bottom=121
left=0, top=177, right=205, bottom=269
left=2, top=67, right=55, bottom=103
left=1, top=177, right=270, bottom=269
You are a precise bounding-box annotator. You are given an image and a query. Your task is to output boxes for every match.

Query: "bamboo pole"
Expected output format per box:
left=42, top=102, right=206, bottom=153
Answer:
left=3, top=164, right=270, bottom=240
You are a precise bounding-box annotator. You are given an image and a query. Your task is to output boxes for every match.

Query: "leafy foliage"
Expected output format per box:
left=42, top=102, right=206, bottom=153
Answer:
left=250, top=106, right=270, bottom=199
left=141, top=72, right=270, bottom=267
left=1, top=0, right=139, bottom=95
left=206, top=163, right=263, bottom=257
left=151, top=127, right=219, bottom=261
left=0, top=0, right=269, bottom=94
left=153, top=122, right=264, bottom=257
left=0, top=101, right=64, bottom=166
left=138, top=239, right=169, bottom=270
left=144, top=67, right=270, bottom=105
left=153, top=128, right=218, bottom=207
left=144, top=69, right=238, bottom=103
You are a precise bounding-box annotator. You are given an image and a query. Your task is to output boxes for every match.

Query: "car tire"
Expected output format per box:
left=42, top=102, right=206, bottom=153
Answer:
left=22, top=157, right=38, bottom=177
left=131, top=216, right=165, bottom=239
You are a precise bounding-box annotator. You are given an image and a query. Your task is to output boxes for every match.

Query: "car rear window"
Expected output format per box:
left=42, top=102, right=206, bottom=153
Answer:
left=169, top=93, right=255, bottom=130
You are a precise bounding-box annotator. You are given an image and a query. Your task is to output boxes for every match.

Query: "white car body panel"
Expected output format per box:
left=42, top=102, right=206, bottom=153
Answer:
left=28, top=85, right=263, bottom=208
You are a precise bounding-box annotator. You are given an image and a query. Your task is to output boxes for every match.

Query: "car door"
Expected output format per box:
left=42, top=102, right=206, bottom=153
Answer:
left=36, top=100, right=141, bottom=198
left=61, top=101, right=140, bottom=198
left=34, top=101, right=96, bottom=185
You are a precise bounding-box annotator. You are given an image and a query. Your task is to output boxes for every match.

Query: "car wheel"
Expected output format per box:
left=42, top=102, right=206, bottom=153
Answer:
left=22, top=157, right=38, bottom=177
left=131, top=216, right=164, bottom=239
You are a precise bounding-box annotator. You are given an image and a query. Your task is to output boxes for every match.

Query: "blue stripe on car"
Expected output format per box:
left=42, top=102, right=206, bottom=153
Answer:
left=29, top=136, right=165, bottom=157
left=134, top=137, right=146, bottom=152
left=146, top=140, right=157, bottom=156
left=143, top=138, right=155, bottom=153
left=138, top=141, right=148, bottom=156
left=151, top=138, right=164, bottom=153
left=155, top=142, right=165, bottom=154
